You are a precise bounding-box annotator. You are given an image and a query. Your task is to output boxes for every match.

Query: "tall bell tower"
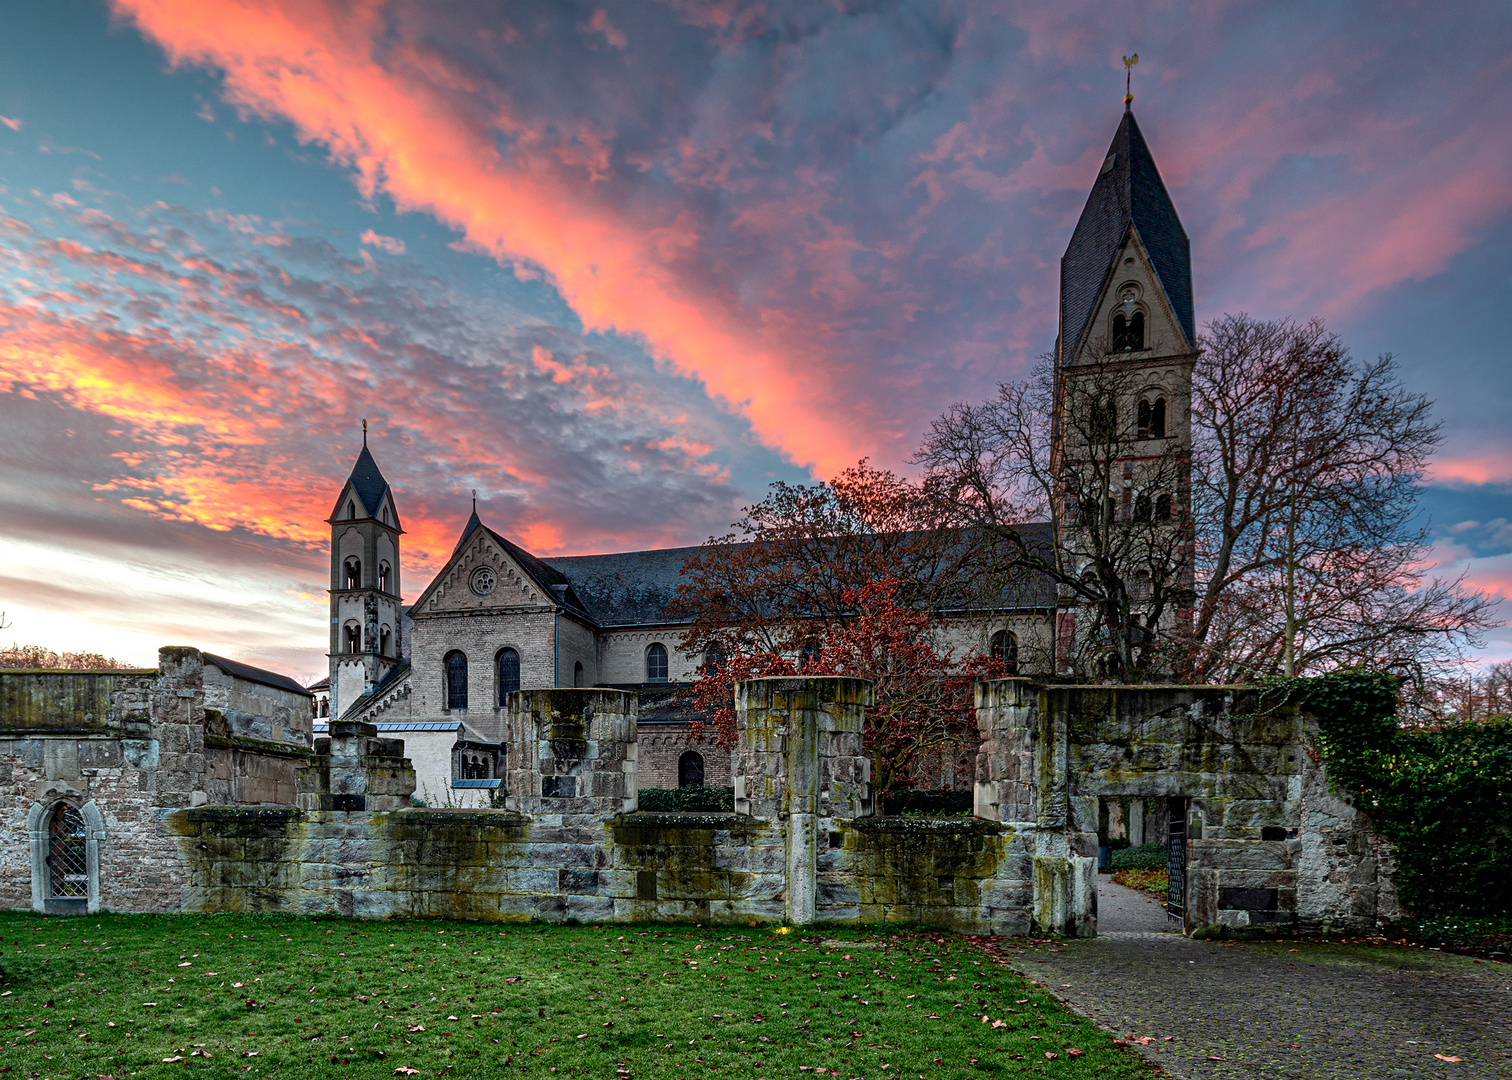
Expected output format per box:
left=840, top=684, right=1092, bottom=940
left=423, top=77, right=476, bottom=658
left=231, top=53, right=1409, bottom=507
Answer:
left=1052, top=101, right=1197, bottom=676
left=327, top=427, right=403, bottom=718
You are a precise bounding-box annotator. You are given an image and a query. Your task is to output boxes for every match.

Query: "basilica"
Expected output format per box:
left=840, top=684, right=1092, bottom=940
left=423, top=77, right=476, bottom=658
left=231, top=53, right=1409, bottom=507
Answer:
left=316, top=105, right=1196, bottom=806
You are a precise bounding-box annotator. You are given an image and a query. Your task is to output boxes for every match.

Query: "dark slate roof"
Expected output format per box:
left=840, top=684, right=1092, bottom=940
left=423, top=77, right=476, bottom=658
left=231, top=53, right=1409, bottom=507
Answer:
left=307, top=676, right=330, bottom=692
left=331, top=444, right=399, bottom=525
left=202, top=653, right=312, bottom=697
left=1060, top=110, right=1192, bottom=365
left=546, top=545, right=706, bottom=626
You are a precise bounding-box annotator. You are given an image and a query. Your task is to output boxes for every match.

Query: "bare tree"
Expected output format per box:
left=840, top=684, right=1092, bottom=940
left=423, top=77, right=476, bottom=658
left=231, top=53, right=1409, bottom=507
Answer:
left=1186, top=315, right=1495, bottom=681
left=915, top=354, right=1190, bottom=682
left=916, top=315, right=1494, bottom=684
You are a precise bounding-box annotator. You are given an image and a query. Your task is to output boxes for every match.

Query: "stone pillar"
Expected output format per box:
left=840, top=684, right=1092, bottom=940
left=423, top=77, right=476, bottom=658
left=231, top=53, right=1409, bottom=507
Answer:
left=973, top=678, right=1036, bottom=823
left=734, top=677, right=872, bottom=925
left=1029, top=686, right=1097, bottom=937
left=297, top=721, right=416, bottom=810
left=147, top=647, right=208, bottom=808
left=1128, top=798, right=1145, bottom=846
left=504, top=689, right=637, bottom=822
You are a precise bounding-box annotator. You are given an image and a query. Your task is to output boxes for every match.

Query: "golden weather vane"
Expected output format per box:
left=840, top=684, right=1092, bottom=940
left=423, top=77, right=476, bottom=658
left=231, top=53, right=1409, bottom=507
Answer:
left=361, top=417, right=368, bottom=444
left=1123, top=53, right=1139, bottom=110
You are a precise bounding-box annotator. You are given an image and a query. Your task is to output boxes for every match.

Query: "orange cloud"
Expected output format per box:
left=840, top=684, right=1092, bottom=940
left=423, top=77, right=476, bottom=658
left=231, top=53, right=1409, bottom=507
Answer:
left=112, top=0, right=884, bottom=478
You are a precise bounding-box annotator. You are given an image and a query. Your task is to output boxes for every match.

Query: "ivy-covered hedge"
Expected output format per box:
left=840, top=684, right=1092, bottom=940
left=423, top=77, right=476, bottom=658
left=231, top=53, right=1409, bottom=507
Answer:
left=637, top=786, right=735, bottom=812
left=880, top=788, right=974, bottom=817
left=1108, top=842, right=1167, bottom=870
left=1269, top=670, right=1511, bottom=917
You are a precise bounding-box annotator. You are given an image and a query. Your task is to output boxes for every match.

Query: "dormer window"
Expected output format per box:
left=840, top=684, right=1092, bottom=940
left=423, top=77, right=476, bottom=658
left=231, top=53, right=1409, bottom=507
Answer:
left=347, top=501, right=357, bottom=519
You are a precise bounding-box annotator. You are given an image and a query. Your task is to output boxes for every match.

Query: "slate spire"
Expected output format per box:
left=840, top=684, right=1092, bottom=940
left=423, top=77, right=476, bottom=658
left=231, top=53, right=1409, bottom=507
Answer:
left=342, top=443, right=393, bottom=520
left=1059, top=110, right=1192, bottom=365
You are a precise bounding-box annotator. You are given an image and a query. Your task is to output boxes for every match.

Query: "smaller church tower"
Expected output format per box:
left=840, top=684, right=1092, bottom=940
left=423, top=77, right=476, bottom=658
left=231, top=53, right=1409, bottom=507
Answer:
left=327, top=429, right=403, bottom=719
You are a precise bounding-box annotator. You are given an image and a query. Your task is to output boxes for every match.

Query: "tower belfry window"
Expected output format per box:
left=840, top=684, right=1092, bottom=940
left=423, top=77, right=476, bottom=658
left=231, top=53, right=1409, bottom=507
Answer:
left=344, top=557, right=362, bottom=590
left=378, top=561, right=391, bottom=593
left=1113, top=310, right=1145, bottom=351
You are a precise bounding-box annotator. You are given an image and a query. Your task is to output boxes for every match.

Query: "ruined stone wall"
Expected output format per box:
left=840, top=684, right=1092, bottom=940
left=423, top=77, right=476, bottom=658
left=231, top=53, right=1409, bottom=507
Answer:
left=972, top=679, right=1400, bottom=937
left=1, top=648, right=322, bottom=914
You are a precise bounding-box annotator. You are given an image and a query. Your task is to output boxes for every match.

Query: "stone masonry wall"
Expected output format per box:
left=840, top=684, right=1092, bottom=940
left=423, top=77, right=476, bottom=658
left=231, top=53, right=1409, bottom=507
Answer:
left=1, top=649, right=322, bottom=914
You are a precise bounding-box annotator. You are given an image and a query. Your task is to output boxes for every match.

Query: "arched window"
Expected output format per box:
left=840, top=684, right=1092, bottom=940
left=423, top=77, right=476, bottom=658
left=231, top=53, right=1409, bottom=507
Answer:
left=646, top=643, right=669, bottom=683
left=344, top=557, right=362, bottom=590
left=797, top=641, right=821, bottom=670
left=678, top=751, right=705, bottom=789
left=48, top=804, right=88, bottom=899
left=989, top=630, right=1019, bottom=675
left=347, top=501, right=356, bottom=519
left=573, top=661, right=585, bottom=688
left=445, top=650, right=468, bottom=711
left=344, top=623, right=361, bottom=653
left=1090, top=398, right=1117, bottom=441
left=1155, top=493, right=1173, bottom=522
left=1113, top=310, right=1145, bottom=351
left=320, top=698, right=329, bottom=717
left=378, top=561, right=391, bottom=593
left=379, top=625, right=392, bottom=657
left=702, top=644, right=725, bottom=674
left=1134, top=493, right=1153, bottom=523
left=496, top=648, right=520, bottom=703
left=1150, top=397, right=1166, bottom=439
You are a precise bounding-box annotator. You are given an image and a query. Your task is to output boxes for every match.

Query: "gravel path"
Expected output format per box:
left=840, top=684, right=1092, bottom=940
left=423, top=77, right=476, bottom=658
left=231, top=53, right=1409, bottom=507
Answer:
left=993, top=879, right=1512, bottom=1080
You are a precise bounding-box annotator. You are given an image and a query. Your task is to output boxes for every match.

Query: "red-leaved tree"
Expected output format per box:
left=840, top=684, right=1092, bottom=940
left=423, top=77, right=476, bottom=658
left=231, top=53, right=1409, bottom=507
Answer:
left=687, top=579, right=1007, bottom=799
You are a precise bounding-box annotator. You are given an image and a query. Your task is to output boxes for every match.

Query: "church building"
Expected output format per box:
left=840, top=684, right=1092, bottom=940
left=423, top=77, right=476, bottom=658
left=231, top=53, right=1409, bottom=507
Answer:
left=319, top=104, right=1197, bottom=805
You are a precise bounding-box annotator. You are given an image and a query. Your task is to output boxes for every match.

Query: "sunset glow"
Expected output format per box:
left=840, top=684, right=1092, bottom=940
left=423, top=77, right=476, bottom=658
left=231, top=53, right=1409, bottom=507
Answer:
left=0, top=0, right=1508, bottom=677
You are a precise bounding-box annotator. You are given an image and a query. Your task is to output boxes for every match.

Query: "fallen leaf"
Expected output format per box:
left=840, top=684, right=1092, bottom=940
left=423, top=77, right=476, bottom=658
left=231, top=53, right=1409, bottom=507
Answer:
left=161, top=1057, right=182, bottom=1063
left=1435, top=1055, right=1464, bottom=1063
left=394, top=1069, right=422, bottom=1076
left=1066, top=1048, right=1084, bottom=1057
left=406, top=1024, right=425, bottom=1033
left=1044, top=1051, right=1058, bottom=1059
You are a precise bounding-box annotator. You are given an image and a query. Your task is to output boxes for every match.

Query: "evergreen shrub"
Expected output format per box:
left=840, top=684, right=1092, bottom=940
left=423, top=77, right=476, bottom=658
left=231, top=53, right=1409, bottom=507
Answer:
left=881, top=788, right=973, bottom=816
left=637, top=786, right=735, bottom=812
left=1108, top=842, right=1167, bottom=869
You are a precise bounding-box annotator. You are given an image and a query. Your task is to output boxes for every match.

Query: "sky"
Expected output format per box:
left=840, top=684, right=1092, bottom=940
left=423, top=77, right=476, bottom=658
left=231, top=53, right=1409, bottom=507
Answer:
left=0, top=0, right=1508, bottom=683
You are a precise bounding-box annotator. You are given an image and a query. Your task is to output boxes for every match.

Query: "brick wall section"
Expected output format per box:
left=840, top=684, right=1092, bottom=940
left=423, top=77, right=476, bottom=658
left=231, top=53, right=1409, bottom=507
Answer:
left=411, top=611, right=558, bottom=713
left=635, top=726, right=730, bottom=789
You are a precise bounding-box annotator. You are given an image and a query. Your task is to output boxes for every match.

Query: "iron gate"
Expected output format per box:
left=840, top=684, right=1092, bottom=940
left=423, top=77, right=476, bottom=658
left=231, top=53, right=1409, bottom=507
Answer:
left=1166, top=797, right=1187, bottom=917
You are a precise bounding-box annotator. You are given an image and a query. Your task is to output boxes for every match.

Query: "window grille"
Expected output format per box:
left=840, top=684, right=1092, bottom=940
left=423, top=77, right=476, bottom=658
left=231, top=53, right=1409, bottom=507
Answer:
left=496, top=648, right=520, bottom=702
left=445, top=651, right=469, bottom=710
left=646, top=643, right=668, bottom=683
left=48, top=804, right=88, bottom=898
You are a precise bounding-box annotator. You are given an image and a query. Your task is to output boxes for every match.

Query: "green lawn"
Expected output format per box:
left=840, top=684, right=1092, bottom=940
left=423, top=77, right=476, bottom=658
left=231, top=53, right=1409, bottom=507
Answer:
left=0, top=912, right=1149, bottom=1079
